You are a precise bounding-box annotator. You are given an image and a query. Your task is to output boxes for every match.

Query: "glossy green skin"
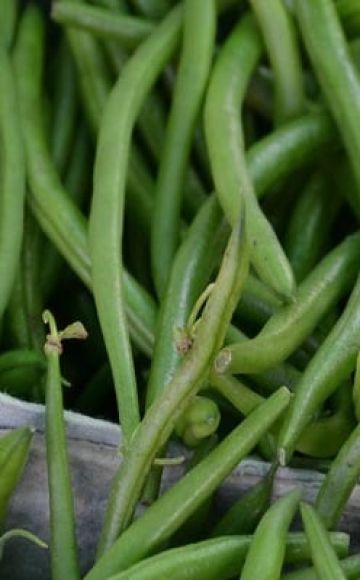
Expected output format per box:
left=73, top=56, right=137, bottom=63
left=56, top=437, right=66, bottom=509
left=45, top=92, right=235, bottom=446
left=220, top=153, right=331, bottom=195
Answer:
left=0, top=349, right=46, bottom=399
left=175, top=396, right=220, bottom=447
left=285, top=171, right=341, bottom=282
left=316, top=419, right=360, bottom=529
left=278, top=272, right=360, bottom=463
left=241, top=489, right=301, bottom=580
left=86, top=389, right=290, bottom=579
left=217, top=232, right=360, bottom=375
left=300, top=503, right=346, bottom=580
left=0, top=428, right=33, bottom=525
left=295, top=0, right=360, bottom=202
left=211, top=466, right=274, bottom=537
left=44, top=314, right=80, bottom=580
left=89, top=6, right=182, bottom=440
left=151, top=0, right=216, bottom=297
left=0, top=48, right=26, bottom=323
left=93, top=214, right=250, bottom=556
left=146, top=196, right=225, bottom=406
left=249, top=0, right=304, bottom=125
left=0, top=0, right=18, bottom=48
left=205, top=13, right=295, bottom=299
left=52, top=2, right=155, bottom=49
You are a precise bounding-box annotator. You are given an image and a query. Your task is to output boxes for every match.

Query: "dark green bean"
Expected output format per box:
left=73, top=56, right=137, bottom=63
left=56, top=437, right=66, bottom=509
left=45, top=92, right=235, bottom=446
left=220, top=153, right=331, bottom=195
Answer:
left=249, top=0, right=304, bottom=124
left=50, top=38, right=78, bottom=177
left=295, top=0, right=360, bottom=201
left=0, top=349, right=46, bottom=400
left=278, top=273, right=360, bottom=464
left=86, top=388, right=290, bottom=579
left=300, top=502, right=346, bottom=580
left=0, top=427, right=33, bottom=526
left=336, top=0, right=360, bottom=38
left=52, top=3, right=155, bottom=50
left=211, top=465, right=275, bottom=537
left=285, top=171, right=341, bottom=282
left=151, top=0, right=216, bottom=296
left=43, top=311, right=83, bottom=580
left=175, top=396, right=220, bottom=447
left=0, top=0, right=18, bottom=49
left=0, top=529, right=47, bottom=562
left=204, top=13, right=295, bottom=299
left=216, top=232, right=360, bottom=375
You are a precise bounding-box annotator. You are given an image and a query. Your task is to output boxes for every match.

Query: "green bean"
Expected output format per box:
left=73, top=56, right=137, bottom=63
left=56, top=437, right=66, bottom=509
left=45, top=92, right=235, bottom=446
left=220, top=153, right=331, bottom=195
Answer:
left=146, top=196, right=225, bottom=406
left=50, top=38, right=78, bottom=177
left=316, top=418, right=360, bottom=529
left=86, top=388, right=290, bottom=578
left=285, top=171, right=341, bottom=282
left=43, top=311, right=83, bottom=580
left=211, top=465, right=275, bottom=537
left=241, top=488, right=301, bottom=580
left=300, top=502, right=346, bottom=580
left=249, top=0, right=304, bottom=125
left=13, top=4, right=156, bottom=357
left=52, top=3, right=155, bottom=50
left=216, top=232, right=360, bottom=375
left=90, top=6, right=183, bottom=441
left=295, top=0, right=360, bottom=202
left=0, top=0, right=18, bottom=49
left=204, top=13, right=295, bottom=300
left=130, top=0, right=173, bottom=19
left=0, top=427, right=33, bottom=526
left=0, top=48, right=26, bottom=324
left=278, top=272, right=360, bottom=464
left=94, top=215, right=250, bottom=555
left=151, top=0, right=216, bottom=296
left=284, top=553, right=360, bottom=580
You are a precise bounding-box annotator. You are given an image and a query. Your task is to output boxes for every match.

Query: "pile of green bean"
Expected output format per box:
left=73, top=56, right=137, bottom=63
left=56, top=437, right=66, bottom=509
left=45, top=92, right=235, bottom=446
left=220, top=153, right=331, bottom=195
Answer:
left=2, top=0, right=360, bottom=577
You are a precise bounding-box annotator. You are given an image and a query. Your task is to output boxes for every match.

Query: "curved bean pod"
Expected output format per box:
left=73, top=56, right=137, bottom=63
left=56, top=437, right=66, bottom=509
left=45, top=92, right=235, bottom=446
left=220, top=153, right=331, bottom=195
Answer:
left=216, top=232, right=360, bottom=375
left=205, top=13, right=295, bottom=299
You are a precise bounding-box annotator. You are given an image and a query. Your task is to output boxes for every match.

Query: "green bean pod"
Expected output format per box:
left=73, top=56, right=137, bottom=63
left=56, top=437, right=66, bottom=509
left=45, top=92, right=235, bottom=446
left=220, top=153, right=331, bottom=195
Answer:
left=175, top=396, right=221, bottom=447
left=151, top=0, right=216, bottom=296
left=86, top=388, right=290, bottom=579
left=278, top=272, right=360, bottom=464
left=146, top=196, right=225, bottom=406
left=249, top=0, right=304, bottom=124
left=337, top=0, right=360, bottom=38
left=284, top=171, right=341, bottom=282
left=0, top=0, right=18, bottom=49
left=204, top=13, right=295, bottom=299
left=241, top=488, right=301, bottom=580
left=216, top=232, right=360, bottom=375
left=0, top=529, right=47, bottom=562
left=316, top=419, right=360, bottom=529
left=0, top=427, right=33, bottom=526
left=90, top=6, right=183, bottom=440
left=295, top=0, right=360, bottom=202
left=43, top=311, right=81, bottom=580
left=0, top=349, right=46, bottom=399
left=300, top=502, right=346, bottom=580
left=0, top=48, right=26, bottom=323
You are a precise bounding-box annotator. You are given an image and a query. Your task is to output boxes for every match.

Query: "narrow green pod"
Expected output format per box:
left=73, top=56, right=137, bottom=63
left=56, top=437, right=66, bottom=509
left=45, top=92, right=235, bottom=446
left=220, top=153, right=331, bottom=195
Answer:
left=241, top=488, right=301, bottom=580
left=300, top=502, right=346, bottom=580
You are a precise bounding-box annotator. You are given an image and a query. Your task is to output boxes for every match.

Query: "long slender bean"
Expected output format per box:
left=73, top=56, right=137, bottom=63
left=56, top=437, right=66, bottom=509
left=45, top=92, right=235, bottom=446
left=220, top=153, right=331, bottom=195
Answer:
left=151, top=0, right=216, bottom=296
